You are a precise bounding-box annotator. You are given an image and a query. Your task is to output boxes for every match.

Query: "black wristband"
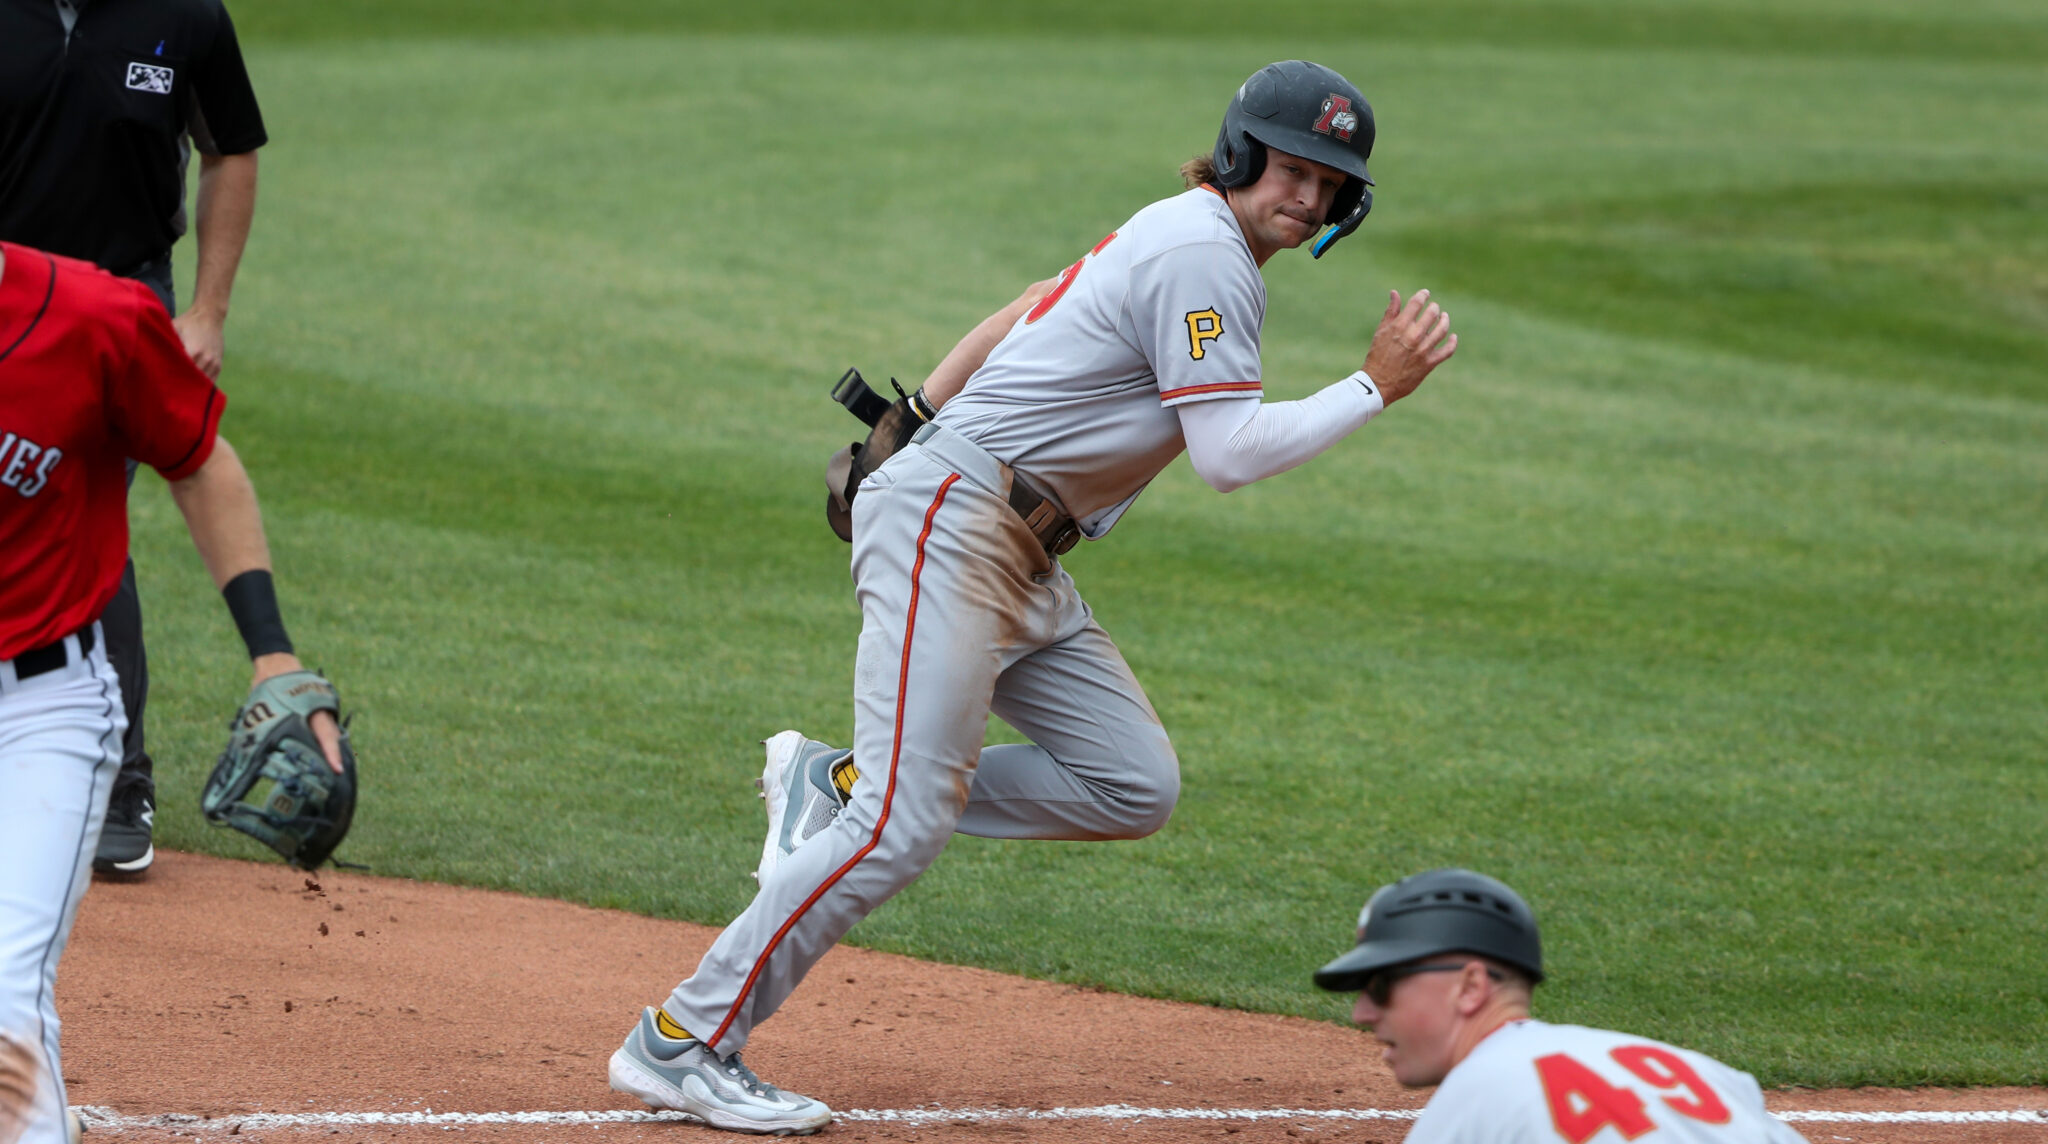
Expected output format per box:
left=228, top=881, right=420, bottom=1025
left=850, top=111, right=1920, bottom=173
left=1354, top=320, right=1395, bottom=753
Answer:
left=222, top=569, right=294, bottom=658
left=909, top=387, right=938, bottom=422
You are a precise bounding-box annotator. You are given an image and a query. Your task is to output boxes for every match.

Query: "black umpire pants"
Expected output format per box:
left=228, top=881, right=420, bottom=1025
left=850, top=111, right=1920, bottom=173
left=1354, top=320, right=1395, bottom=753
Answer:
left=103, top=256, right=178, bottom=805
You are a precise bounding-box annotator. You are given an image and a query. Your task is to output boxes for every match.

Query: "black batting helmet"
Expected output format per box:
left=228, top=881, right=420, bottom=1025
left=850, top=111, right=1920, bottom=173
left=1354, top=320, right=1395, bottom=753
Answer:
left=1212, top=60, right=1375, bottom=237
left=1313, top=868, right=1544, bottom=991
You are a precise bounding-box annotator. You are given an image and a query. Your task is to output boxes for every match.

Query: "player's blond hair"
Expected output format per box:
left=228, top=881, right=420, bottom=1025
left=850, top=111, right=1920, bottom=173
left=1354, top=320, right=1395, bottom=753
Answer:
left=1180, top=153, right=1216, bottom=189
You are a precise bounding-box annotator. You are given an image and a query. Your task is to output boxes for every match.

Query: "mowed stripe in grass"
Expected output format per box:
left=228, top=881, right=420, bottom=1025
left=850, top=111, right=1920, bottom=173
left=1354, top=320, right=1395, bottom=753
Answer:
left=231, top=0, right=2048, bottom=63
left=124, top=17, right=2048, bottom=1085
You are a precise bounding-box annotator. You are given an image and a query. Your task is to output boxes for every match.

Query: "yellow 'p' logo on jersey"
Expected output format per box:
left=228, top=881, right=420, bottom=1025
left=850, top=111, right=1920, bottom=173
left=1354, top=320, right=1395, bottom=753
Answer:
left=1185, top=309, right=1224, bottom=360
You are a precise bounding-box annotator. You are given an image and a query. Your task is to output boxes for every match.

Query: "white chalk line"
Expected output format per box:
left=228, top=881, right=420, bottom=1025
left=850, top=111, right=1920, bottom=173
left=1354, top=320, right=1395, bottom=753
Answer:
left=68, top=1103, right=2048, bottom=1132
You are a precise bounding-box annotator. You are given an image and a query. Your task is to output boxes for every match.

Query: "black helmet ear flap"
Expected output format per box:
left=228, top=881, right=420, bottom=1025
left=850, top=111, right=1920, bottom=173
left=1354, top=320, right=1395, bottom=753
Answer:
left=1312, top=183, right=1373, bottom=259
left=1212, top=121, right=1267, bottom=189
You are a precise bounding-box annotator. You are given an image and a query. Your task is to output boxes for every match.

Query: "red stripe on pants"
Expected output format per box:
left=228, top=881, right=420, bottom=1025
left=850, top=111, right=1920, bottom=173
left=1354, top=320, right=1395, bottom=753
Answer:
left=707, top=473, right=961, bottom=1050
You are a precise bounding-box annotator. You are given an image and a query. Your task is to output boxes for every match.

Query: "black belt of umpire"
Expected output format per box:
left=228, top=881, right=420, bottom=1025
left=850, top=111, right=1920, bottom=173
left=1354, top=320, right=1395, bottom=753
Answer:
left=1009, top=479, right=1081, bottom=557
left=12, top=625, right=96, bottom=680
left=115, top=252, right=173, bottom=282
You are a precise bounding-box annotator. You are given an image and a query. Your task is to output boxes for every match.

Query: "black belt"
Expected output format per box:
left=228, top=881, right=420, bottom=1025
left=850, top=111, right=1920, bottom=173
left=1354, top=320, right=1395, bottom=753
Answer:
left=13, top=625, right=95, bottom=680
left=1008, top=479, right=1081, bottom=557
left=115, top=252, right=173, bottom=282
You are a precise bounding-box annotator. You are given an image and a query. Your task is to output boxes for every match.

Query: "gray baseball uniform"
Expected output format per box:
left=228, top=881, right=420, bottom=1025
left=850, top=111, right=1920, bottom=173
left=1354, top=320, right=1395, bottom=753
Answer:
left=664, top=187, right=1299, bottom=1054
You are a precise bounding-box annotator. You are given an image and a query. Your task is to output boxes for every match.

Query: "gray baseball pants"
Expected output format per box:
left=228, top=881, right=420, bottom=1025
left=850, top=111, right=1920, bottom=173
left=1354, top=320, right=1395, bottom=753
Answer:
left=665, top=424, right=1179, bottom=1055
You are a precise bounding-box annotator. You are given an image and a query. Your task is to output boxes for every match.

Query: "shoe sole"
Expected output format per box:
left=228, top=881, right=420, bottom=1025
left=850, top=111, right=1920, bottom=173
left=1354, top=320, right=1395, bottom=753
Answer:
left=753, top=732, right=807, bottom=885
left=92, top=844, right=153, bottom=875
left=608, top=1048, right=830, bottom=1136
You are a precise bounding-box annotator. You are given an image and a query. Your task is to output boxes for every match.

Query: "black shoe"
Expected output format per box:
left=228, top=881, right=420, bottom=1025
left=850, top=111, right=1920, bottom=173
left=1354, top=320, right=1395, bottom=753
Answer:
left=94, top=782, right=155, bottom=875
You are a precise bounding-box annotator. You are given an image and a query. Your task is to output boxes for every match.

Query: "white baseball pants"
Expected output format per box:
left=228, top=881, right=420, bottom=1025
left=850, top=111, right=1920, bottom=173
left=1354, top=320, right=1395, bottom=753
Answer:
left=0, top=626, right=124, bottom=1144
left=666, top=426, right=1179, bottom=1055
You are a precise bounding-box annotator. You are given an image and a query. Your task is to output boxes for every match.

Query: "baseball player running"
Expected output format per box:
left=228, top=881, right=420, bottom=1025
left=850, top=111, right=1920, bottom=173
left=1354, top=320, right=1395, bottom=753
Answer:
left=1315, top=869, right=1808, bottom=1143
left=610, top=60, right=1456, bottom=1134
left=0, top=241, right=341, bottom=1144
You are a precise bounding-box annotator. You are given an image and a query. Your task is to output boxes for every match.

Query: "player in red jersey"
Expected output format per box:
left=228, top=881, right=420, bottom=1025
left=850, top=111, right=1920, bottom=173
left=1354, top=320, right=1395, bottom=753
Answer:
left=0, top=242, right=338, bottom=1144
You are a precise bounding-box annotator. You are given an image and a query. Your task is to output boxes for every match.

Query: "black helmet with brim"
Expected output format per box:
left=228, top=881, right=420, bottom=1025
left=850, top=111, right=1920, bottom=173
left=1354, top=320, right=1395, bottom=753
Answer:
left=1212, top=60, right=1376, bottom=235
left=1313, top=868, right=1545, bottom=991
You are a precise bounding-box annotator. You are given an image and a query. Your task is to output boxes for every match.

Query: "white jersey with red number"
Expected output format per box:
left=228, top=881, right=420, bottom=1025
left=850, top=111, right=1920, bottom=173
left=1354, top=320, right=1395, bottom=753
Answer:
left=1406, top=1020, right=1807, bottom=1144
left=936, top=184, right=1264, bottom=538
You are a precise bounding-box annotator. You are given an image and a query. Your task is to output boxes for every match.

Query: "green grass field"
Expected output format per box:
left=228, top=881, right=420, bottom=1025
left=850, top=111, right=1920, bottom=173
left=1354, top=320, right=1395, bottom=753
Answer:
left=127, top=0, right=2045, bottom=1087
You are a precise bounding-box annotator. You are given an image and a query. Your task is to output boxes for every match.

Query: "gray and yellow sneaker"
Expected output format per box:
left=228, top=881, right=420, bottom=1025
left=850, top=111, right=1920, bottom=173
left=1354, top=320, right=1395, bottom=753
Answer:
left=753, top=731, right=857, bottom=885
left=608, top=1007, right=832, bottom=1136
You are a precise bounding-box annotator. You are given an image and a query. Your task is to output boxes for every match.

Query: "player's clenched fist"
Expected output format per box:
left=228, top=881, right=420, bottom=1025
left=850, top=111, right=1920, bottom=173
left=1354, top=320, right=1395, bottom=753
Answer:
left=1362, top=288, right=1457, bottom=405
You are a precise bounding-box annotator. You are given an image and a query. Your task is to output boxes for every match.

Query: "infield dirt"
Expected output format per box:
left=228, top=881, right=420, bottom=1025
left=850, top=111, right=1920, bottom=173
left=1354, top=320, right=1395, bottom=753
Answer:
left=57, top=853, right=2046, bottom=1142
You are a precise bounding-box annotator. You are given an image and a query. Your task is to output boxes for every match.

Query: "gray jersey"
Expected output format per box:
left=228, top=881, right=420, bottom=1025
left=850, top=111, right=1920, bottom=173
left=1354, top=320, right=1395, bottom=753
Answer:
left=938, top=185, right=1265, bottom=538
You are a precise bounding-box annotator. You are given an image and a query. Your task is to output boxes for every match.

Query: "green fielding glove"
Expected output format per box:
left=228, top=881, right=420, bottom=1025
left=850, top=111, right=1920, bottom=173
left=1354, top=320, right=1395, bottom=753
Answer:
left=201, top=670, right=358, bottom=870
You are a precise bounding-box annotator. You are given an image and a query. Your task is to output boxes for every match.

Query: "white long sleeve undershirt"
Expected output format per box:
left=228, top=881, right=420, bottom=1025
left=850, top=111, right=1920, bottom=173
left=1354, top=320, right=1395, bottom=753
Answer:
left=1175, top=372, right=1385, bottom=493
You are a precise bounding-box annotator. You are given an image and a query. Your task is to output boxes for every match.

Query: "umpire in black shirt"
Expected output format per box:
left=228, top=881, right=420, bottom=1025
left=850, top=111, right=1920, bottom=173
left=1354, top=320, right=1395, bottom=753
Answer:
left=1, top=0, right=268, bottom=874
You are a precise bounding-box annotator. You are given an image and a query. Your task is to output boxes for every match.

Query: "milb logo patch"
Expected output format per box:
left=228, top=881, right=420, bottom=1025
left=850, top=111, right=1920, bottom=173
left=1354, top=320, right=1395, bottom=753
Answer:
left=126, top=62, right=175, bottom=94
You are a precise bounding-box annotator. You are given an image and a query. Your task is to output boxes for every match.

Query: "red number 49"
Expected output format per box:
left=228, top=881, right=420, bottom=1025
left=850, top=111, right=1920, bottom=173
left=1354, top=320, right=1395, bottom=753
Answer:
left=1536, top=1046, right=1732, bottom=1143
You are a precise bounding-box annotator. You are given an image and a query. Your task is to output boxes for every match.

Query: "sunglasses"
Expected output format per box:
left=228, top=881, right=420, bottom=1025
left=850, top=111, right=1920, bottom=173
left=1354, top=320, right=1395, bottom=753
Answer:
left=1360, top=960, right=1503, bottom=1006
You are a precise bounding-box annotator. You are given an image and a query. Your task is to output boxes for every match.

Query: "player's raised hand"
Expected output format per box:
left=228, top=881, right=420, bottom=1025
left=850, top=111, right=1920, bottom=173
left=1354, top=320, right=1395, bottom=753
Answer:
left=1361, top=289, right=1457, bottom=405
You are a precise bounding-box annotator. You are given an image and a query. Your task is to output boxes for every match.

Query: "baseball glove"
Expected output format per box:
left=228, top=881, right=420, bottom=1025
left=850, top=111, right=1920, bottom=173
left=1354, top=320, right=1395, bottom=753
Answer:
left=825, top=368, right=933, bottom=542
left=201, top=670, right=358, bottom=870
